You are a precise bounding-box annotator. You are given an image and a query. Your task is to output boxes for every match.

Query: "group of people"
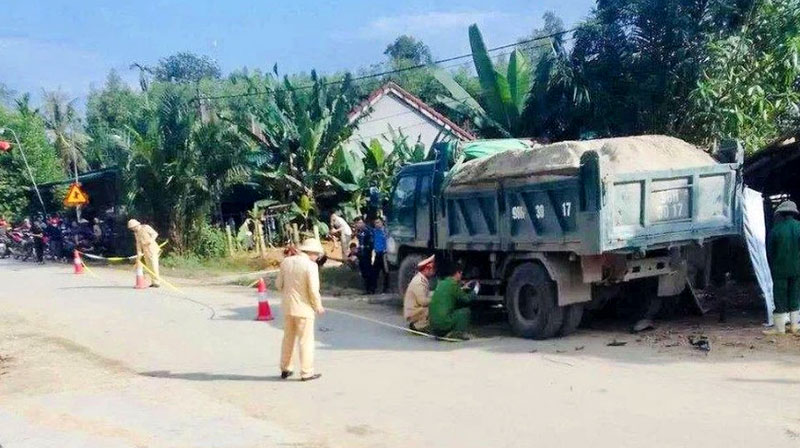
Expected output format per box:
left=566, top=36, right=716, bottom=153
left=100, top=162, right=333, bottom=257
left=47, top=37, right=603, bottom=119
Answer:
left=273, top=237, right=479, bottom=382
left=0, top=213, right=110, bottom=263
left=329, top=212, right=390, bottom=294
left=403, top=256, right=476, bottom=340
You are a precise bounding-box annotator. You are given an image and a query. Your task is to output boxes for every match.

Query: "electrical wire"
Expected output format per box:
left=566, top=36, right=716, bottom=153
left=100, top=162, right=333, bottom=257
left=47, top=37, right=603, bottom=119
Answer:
left=196, top=28, right=577, bottom=102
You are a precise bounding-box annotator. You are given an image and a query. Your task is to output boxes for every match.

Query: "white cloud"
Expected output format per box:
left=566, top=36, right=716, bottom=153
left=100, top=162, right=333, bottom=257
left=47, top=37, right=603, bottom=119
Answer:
left=356, top=10, right=509, bottom=39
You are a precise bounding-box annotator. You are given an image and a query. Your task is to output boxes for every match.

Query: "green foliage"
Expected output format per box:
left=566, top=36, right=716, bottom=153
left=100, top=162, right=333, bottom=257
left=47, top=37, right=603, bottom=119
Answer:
left=384, top=35, right=432, bottom=65
left=688, top=0, right=800, bottom=152
left=0, top=104, right=63, bottom=219
left=123, top=83, right=251, bottom=253
left=85, top=70, right=146, bottom=168
left=524, top=2, right=760, bottom=141
left=147, top=52, right=222, bottom=83
left=41, top=90, right=90, bottom=173
left=331, top=127, right=430, bottom=213
left=238, top=71, right=360, bottom=230
left=435, top=24, right=532, bottom=137
left=189, top=221, right=228, bottom=258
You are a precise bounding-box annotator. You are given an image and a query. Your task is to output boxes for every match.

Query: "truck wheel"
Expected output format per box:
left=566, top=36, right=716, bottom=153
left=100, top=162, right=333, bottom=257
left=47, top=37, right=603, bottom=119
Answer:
left=560, top=304, right=584, bottom=336
left=397, top=254, right=427, bottom=296
left=505, top=263, right=564, bottom=339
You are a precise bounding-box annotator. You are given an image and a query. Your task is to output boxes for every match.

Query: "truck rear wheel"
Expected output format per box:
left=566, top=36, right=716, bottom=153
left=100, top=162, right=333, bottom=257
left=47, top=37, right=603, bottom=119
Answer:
left=505, top=263, right=564, bottom=339
left=397, top=254, right=427, bottom=296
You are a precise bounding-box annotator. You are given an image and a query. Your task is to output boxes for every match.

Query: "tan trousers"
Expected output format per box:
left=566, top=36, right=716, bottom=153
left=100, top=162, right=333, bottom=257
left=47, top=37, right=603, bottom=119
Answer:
left=280, top=316, right=315, bottom=377
left=143, top=248, right=160, bottom=286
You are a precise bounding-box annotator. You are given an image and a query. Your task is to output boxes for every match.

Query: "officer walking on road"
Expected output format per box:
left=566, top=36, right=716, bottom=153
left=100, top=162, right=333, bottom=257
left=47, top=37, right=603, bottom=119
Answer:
left=127, top=219, right=161, bottom=288
left=276, top=238, right=325, bottom=382
left=765, top=200, right=800, bottom=335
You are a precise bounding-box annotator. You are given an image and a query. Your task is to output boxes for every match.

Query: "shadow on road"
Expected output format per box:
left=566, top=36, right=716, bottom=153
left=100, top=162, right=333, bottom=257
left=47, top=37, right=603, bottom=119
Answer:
left=140, top=370, right=284, bottom=382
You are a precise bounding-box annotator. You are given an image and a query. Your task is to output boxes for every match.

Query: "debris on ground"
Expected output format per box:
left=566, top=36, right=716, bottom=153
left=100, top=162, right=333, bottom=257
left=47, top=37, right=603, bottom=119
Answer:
left=632, top=319, right=655, bottom=333
left=575, top=346, right=585, bottom=351
left=688, top=335, right=712, bottom=352
left=607, top=339, right=627, bottom=347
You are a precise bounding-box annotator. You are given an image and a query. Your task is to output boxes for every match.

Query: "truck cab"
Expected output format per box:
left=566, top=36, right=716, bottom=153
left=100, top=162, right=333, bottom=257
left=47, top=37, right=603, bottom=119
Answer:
left=386, top=161, right=435, bottom=267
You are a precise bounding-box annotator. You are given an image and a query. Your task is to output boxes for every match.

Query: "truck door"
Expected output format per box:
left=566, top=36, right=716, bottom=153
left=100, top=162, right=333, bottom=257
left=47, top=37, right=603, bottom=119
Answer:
left=416, top=174, right=432, bottom=246
left=388, top=175, right=418, bottom=243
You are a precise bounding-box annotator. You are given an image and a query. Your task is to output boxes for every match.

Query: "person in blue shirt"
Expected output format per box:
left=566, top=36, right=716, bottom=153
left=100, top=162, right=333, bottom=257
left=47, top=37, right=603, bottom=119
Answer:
left=354, top=217, right=375, bottom=294
left=372, top=217, right=390, bottom=293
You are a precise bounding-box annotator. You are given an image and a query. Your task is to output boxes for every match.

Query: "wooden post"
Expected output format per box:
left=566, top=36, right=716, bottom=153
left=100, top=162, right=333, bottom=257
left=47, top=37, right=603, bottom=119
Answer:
left=291, top=223, right=300, bottom=245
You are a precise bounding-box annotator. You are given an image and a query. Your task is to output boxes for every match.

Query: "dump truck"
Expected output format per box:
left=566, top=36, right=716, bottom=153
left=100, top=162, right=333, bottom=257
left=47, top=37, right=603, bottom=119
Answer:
left=386, top=135, right=743, bottom=339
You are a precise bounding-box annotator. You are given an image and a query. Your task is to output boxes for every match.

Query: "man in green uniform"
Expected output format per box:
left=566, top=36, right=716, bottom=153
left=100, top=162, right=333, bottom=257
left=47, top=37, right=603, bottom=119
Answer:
left=429, top=260, right=475, bottom=340
left=765, top=200, right=800, bottom=335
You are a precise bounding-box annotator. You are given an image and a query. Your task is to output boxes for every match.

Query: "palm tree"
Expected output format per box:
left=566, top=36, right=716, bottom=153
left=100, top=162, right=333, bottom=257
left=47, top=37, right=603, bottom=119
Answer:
left=123, top=85, right=252, bottom=252
left=41, top=90, right=89, bottom=174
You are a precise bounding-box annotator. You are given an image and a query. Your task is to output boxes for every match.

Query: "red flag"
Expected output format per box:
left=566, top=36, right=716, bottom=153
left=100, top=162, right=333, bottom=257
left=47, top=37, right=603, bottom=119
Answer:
left=0, top=141, right=11, bottom=152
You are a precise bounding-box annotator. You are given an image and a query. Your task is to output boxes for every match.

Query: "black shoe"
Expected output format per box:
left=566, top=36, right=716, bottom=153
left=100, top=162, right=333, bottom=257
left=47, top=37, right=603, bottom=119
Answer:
left=300, top=373, right=322, bottom=382
left=280, top=370, right=294, bottom=379
left=150, top=284, right=160, bottom=288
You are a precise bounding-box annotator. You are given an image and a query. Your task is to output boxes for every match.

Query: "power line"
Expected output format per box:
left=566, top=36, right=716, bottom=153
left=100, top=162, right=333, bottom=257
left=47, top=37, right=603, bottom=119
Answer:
left=350, top=37, right=575, bottom=127
left=198, top=27, right=577, bottom=102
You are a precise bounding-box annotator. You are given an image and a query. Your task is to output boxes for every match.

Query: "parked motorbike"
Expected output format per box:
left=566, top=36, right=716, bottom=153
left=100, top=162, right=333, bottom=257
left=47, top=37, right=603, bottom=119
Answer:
left=9, top=230, right=34, bottom=261
left=0, top=234, right=10, bottom=259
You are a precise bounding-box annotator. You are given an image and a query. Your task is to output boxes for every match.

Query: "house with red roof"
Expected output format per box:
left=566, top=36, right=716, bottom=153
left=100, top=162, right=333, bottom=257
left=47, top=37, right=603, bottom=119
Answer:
left=344, top=82, right=475, bottom=154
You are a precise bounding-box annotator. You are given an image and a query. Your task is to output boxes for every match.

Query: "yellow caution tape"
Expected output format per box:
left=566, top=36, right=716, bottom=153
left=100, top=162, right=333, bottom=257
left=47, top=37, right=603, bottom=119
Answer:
left=79, top=261, right=101, bottom=279
left=137, top=258, right=184, bottom=296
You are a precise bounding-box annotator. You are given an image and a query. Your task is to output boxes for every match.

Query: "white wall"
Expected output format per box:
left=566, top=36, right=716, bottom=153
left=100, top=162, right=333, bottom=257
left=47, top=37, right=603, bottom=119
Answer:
left=344, top=92, right=454, bottom=155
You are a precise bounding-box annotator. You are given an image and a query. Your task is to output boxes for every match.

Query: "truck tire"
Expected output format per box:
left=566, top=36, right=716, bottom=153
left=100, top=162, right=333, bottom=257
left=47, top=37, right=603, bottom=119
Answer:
left=397, top=254, right=427, bottom=296
left=560, top=304, right=584, bottom=336
left=505, top=262, right=564, bottom=339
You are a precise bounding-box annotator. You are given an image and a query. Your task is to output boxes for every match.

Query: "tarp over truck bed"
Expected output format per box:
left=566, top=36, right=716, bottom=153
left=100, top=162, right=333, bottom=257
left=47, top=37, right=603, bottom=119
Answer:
left=450, top=135, right=717, bottom=186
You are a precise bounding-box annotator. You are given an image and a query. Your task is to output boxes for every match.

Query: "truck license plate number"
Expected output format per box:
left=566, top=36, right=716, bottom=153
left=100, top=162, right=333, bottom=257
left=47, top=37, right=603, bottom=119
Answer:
left=651, top=189, right=690, bottom=222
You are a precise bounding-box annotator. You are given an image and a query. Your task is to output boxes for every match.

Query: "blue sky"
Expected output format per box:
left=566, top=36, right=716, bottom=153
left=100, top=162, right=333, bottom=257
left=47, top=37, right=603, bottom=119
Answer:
left=1, top=0, right=595, bottom=103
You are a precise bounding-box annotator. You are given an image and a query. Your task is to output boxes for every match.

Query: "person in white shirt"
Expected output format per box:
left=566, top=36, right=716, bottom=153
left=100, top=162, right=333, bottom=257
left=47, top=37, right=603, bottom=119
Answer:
left=329, top=211, right=352, bottom=261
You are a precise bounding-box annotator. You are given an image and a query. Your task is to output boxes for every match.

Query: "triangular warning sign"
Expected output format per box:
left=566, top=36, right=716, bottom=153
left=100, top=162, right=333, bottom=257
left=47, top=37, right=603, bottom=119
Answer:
left=63, top=183, right=89, bottom=207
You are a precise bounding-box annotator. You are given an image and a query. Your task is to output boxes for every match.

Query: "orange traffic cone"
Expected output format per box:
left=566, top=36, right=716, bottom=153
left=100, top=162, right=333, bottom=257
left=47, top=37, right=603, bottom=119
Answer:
left=73, top=250, right=84, bottom=275
left=255, top=277, right=273, bottom=321
left=134, top=259, right=147, bottom=289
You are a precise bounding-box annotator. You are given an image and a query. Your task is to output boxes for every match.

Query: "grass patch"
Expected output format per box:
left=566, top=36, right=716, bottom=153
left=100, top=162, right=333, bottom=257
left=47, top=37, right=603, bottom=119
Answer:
left=161, top=253, right=277, bottom=279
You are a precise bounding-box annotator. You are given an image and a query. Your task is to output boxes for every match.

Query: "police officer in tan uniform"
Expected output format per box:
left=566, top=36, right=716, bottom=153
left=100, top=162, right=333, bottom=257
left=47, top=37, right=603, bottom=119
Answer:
left=127, top=219, right=161, bottom=287
left=403, top=255, right=436, bottom=331
left=275, top=238, right=325, bottom=381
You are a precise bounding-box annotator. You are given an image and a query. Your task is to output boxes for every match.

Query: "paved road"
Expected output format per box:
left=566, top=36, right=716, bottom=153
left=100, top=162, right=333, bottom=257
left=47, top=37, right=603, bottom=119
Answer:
left=1, top=258, right=799, bottom=448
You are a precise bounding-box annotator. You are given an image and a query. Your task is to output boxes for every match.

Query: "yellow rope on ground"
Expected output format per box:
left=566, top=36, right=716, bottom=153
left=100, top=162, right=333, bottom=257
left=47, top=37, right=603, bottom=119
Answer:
left=324, top=307, right=462, bottom=342
left=137, top=258, right=185, bottom=296
left=79, top=261, right=101, bottom=279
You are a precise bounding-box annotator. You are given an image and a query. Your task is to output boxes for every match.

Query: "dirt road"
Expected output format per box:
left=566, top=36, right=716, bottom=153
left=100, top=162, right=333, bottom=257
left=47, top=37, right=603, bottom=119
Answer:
left=1, top=259, right=799, bottom=447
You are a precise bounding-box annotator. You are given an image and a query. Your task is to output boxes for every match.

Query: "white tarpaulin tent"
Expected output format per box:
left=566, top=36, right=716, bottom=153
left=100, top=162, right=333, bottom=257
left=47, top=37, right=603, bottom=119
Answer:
left=742, top=187, right=774, bottom=325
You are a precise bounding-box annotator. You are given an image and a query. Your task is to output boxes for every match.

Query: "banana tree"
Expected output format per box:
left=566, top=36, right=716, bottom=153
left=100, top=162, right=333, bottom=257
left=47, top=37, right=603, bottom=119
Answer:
left=331, top=126, right=431, bottom=213
left=435, top=24, right=532, bottom=137
left=240, top=71, right=360, bottom=231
